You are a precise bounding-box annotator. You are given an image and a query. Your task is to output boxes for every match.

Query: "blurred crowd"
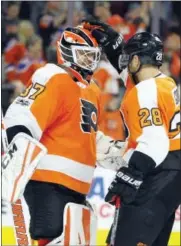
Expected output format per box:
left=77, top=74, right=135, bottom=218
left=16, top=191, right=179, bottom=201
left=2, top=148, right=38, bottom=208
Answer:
left=1, top=1, right=181, bottom=140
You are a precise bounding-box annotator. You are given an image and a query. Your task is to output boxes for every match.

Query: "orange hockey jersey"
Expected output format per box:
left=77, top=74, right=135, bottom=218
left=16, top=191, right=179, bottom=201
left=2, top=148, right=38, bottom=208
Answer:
left=121, top=73, right=180, bottom=166
left=5, top=63, right=102, bottom=194
left=102, top=110, right=126, bottom=141
left=93, top=61, right=126, bottom=140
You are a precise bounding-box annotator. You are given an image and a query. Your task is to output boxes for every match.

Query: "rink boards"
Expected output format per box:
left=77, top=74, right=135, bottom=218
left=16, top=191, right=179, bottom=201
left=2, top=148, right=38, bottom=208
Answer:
left=2, top=168, right=180, bottom=245
left=1, top=227, right=180, bottom=245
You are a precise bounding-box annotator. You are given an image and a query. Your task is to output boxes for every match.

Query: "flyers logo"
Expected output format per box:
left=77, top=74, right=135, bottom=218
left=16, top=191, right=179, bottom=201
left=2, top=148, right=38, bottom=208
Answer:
left=80, top=99, right=98, bottom=133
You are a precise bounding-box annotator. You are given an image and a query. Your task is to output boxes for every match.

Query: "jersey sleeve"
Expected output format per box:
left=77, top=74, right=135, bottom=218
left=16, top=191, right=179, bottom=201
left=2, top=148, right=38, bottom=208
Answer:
left=4, top=64, right=68, bottom=140
left=123, top=78, right=169, bottom=167
left=91, top=81, right=105, bottom=129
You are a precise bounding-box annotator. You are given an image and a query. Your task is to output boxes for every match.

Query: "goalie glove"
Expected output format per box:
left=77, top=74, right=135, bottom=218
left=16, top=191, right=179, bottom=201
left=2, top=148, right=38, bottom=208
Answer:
left=96, top=131, right=126, bottom=171
left=83, top=18, right=126, bottom=73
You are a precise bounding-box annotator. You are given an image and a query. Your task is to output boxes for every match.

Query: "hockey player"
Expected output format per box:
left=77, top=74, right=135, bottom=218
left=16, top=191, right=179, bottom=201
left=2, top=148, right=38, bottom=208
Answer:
left=2, top=25, right=125, bottom=246
left=84, top=20, right=181, bottom=246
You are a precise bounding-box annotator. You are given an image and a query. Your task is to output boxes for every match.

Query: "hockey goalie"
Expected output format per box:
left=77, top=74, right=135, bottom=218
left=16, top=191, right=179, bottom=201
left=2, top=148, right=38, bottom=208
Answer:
left=2, top=25, right=126, bottom=246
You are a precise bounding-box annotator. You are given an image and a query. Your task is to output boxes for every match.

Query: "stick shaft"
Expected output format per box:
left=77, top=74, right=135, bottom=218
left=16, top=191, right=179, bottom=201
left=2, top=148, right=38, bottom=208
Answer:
left=110, top=197, right=121, bottom=246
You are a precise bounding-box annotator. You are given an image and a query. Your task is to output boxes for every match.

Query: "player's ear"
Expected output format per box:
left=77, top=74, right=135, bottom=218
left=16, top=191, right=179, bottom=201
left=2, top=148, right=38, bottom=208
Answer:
left=128, top=55, right=140, bottom=73
left=132, top=55, right=140, bottom=68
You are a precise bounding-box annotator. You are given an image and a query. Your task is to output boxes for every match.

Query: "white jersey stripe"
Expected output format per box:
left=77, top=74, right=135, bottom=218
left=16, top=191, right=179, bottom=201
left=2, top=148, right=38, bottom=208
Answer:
left=37, top=154, right=95, bottom=183
left=135, top=78, right=169, bottom=166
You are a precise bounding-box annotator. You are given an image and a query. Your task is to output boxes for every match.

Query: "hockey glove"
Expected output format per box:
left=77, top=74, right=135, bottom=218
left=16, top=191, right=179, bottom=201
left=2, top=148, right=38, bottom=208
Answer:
left=83, top=18, right=126, bottom=73
left=96, top=131, right=126, bottom=171
left=105, top=166, right=143, bottom=205
left=105, top=151, right=156, bottom=205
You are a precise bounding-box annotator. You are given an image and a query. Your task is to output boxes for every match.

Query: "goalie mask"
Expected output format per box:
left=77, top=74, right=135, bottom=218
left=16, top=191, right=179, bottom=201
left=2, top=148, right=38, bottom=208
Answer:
left=57, top=26, right=101, bottom=83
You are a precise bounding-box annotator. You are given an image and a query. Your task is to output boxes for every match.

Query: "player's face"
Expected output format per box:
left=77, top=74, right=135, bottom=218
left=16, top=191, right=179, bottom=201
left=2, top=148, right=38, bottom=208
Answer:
left=75, top=48, right=101, bottom=71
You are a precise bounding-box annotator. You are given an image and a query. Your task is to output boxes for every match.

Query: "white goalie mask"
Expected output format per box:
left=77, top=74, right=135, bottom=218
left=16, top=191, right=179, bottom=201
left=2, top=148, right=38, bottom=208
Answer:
left=57, top=26, right=101, bottom=82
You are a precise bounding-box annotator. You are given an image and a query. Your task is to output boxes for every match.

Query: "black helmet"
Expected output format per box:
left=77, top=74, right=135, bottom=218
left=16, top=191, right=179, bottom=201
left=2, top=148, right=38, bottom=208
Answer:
left=123, top=32, right=164, bottom=68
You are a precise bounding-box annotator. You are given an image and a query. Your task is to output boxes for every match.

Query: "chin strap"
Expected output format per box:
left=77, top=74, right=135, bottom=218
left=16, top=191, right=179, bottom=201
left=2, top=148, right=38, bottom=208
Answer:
left=70, top=64, right=93, bottom=83
left=128, top=55, right=142, bottom=85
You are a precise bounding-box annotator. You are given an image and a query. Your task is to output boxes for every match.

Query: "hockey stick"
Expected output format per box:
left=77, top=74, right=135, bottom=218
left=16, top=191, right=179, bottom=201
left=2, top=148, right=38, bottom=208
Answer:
left=110, top=197, right=121, bottom=246
left=1, top=112, right=31, bottom=245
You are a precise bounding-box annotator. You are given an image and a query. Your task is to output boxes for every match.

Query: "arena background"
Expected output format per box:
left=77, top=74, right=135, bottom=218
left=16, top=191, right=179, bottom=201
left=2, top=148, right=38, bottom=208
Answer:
left=1, top=1, right=180, bottom=245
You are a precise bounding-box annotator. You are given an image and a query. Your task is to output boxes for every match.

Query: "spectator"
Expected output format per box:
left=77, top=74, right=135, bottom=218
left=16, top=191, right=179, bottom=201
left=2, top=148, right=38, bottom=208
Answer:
left=39, top=1, right=67, bottom=54
left=123, top=2, right=151, bottom=39
left=18, top=20, right=35, bottom=44
left=16, top=35, right=46, bottom=86
left=4, top=20, right=35, bottom=68
left=107, top=14, right=125, bottom=33
left=107, top=2, right=150, bottom=41
left=107, top=14, right=136, bottom=41
left=2, top=2, right=21, bottom=50
left=162, top=30, right=180, bottom=83
left=4, top=20, right=36, bottom=83
left=93, top=2, right=111, bottom=22
left=72, top=9, right=85, bottom=27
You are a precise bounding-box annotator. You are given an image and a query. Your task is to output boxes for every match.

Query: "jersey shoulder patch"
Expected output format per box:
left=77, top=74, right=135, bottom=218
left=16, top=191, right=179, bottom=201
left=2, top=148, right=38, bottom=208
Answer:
left=31, top=63, right=67, bottom=86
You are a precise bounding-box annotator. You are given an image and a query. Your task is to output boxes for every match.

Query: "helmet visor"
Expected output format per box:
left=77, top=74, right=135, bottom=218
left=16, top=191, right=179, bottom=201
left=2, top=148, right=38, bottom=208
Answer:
left=118, top=53, right=130, bottom=70
left=72, top=45, right=101, bottom=71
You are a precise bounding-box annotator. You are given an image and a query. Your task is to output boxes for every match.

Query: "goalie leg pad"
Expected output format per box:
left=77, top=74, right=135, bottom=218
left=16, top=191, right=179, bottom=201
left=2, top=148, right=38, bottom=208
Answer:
left=47, top=202, right=97, bottom=245
left=2, top=133, right=47, bottom=203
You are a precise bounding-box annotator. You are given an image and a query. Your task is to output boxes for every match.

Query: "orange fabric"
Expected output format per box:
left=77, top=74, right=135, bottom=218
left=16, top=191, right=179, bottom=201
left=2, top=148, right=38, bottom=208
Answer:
left=4, top=40, right=26, bottom=65
left=156, top=77, right=180, bottom=150
left=121, top=23, right=137, bottom=41
left=170, top=139, right=180, bottom=151
left=170, top=52, right=180, bottom=78
left=121, top=76, right=135, bottom=102
left=93, top=65, right=126, bottom=140
left=5, top=61, right=44, bottom=84
left=12, top=200, right=29, bottom=245
left=31, top=170, right=91, bottom=194
left=102, top=110, right=125, bottom=140
left=121, top=86, right=142, bottom=151
left=82, top=208, right=91, bottom=245
left=93, top=68, right=111, bottom=90
left=64, top=27, right=99, bottom=47
left=64, top=207, right=71, bottom=246
left=121, top=76, right=180, bottom=153
left=27, top=71, right=101, bottom=193
left=125, top=76, right=134, bottom=94
left=17, top=61, right=45, bottom=86
left=11, top=142, right=30, bottom=202
left=107, top=14, right=124, bottom=26
left=98, top=92, right=125, bottom=140
left=30, top=76, right=99, bottom=165
left=5, top=66, right=18, bottom=82
left=64, top=31, right=89, bottom=45
left=37, top=239, right=51, bottom=246
left=30, top=145, right=43, bottom=164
